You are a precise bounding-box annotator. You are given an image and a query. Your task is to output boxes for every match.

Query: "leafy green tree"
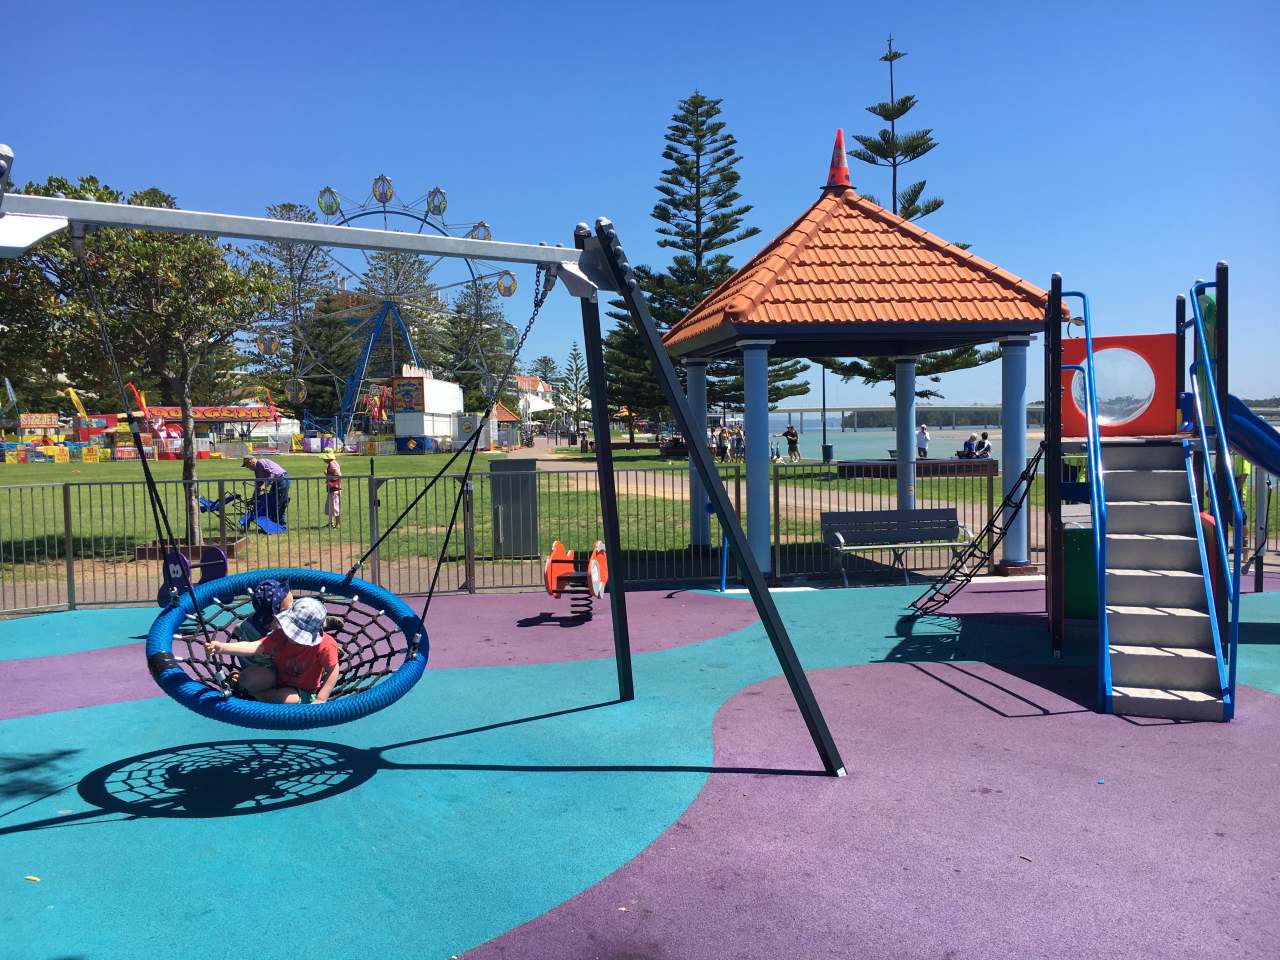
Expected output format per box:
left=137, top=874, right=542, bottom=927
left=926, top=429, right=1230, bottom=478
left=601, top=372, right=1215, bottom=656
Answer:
left=251, top=202, right=338, bottom=407
left=427, top=280, right=517, bottom=411
left=358, top=250, right=445, bottom=380
left=605, top=92, right=807, bottom=420
left=819, top=345, right=1002, bottom=402
left=292, top=290, right=369, bottom=420
left=849, top=36, right=942, bottom=221
left=9, top=176, right=278, bottom=541
left=827, top=36, right=988, bottom=396
left=556, top=342, right=590, bottom=443
left=527, top=355, right=559, bottom=385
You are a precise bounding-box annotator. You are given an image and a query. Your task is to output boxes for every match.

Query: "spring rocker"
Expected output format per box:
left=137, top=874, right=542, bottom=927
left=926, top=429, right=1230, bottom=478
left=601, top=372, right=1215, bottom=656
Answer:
left=543, top=539, right=609, bottom=619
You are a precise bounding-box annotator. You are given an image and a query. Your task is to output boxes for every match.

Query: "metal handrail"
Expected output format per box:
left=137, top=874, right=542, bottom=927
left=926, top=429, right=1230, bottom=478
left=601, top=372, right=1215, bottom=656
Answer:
left=1061, top=289, right=1110, bottom=711
left=1188, top=282, right=1243, bottom=719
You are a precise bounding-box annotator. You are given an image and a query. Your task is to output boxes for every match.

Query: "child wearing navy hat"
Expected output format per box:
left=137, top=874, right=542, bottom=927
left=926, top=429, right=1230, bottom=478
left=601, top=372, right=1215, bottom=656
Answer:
left=209, top=596, right=340, bottom=704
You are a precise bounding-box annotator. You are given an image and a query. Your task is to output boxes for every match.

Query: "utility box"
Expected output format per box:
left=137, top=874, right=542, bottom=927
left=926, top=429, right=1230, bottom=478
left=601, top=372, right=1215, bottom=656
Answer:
left=1063, top=524, right=1098, bottom=619
left=489, top=458, right=539, bottom=559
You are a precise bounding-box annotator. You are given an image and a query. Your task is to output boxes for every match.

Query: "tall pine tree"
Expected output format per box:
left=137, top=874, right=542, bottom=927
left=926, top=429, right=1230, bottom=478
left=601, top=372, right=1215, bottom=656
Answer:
left=820, top=36, right=993, bottom=399
left=604, top=92, right=808, bottom=420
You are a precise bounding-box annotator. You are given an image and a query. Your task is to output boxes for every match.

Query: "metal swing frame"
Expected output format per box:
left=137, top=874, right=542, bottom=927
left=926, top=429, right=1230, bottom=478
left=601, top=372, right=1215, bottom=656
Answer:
left=0, top=153, right=845, bottom=776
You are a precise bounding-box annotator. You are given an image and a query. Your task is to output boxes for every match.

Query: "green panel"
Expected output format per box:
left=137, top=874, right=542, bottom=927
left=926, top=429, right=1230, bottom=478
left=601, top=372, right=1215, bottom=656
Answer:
left=1064, top=525, right=1097, bottom=620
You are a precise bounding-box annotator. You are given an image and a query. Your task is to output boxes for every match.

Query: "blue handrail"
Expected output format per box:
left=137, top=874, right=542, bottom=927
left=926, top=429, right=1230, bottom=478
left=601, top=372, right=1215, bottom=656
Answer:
left=1187, top=282, right=1242, bottom=719
left=1061, top=290, right=1110, bottom=711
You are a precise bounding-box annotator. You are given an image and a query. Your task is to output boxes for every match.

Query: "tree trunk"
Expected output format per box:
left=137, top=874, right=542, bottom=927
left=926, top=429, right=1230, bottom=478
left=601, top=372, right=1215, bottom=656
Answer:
left=178, top=357, right=202, bottom=546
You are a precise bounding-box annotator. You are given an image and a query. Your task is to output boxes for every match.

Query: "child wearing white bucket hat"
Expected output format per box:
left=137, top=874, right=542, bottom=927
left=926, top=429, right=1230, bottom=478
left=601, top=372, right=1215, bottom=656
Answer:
left=207, top=596, right=340, bottom=704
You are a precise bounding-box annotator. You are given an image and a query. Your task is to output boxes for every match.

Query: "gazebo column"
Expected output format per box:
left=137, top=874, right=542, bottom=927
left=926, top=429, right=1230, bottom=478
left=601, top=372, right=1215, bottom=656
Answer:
left=741, top=339, right=774, bottom=574
left=686, top=359, right=710, bottom=548
left=998, top=336, right=1034, bottom=572
left=894, top=356, right=918, bottom=511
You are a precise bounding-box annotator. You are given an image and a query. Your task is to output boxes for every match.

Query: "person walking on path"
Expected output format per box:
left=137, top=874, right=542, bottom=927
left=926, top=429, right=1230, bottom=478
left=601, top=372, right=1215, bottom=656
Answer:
left=323, top=450, right=342, bottom=528
left=242, top=455, right=292, bottom=526
left=916, top=424, right=931, bottom=460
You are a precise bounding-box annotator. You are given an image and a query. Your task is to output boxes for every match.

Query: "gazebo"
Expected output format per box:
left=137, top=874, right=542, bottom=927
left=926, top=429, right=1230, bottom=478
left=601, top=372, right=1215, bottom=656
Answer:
left=662, top=131, right=1051, bottom=576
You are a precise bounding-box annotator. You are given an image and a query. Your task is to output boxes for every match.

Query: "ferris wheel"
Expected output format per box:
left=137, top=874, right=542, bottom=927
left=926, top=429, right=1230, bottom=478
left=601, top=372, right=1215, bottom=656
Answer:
left=268, top=174, right=522, bottom=438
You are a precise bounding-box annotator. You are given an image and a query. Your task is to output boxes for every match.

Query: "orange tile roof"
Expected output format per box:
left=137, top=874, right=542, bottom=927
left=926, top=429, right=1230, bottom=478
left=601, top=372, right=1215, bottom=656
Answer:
left=493, top=401, right=521, bottom=423
left=662, top=185, right=1049, bottom=353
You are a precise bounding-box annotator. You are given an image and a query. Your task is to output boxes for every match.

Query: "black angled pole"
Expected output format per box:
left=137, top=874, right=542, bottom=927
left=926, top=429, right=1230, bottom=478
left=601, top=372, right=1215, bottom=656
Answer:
left=1045, top=274, right=1065, bottom=658
left=591, top=217, right=845, bottom=777
left=574, top=225, right=634, bottom=702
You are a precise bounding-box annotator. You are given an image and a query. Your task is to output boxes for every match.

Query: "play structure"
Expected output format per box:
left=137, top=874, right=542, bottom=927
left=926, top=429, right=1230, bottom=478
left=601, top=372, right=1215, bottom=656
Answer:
left=916, top=261, right=1277, bottom=723
left=0, top=152, right=847, bottom=776
left=544, top=539, right=609, bottom=618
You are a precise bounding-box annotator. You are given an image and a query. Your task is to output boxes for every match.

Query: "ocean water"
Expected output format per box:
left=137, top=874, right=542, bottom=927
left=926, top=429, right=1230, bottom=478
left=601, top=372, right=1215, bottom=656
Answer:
left=761, top=418, right=1041, bottom=461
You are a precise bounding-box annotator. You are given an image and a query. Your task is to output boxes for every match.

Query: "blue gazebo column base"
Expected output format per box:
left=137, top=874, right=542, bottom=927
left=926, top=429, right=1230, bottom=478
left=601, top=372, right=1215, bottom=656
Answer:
left=996, top=335, right=1038, bottom=575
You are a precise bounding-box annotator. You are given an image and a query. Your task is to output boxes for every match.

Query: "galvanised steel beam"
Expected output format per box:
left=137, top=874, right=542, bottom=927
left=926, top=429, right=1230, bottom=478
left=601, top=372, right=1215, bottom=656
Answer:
left=0, top=193, right=601, bottom=275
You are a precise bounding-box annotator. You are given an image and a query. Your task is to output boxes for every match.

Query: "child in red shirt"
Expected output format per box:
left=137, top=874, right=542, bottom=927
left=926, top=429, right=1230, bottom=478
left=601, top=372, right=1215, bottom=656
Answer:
left=208, top=596, right=340, bottom=704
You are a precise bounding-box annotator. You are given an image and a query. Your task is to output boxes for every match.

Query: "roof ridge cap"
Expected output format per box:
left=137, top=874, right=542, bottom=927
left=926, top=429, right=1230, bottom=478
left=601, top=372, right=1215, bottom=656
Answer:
left=840, top=192, right=1048, bottom=303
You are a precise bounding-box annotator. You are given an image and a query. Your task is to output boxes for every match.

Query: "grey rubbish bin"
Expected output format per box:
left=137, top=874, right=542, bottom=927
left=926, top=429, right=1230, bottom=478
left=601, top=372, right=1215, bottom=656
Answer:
left=489, top=458, right=539, bottom=558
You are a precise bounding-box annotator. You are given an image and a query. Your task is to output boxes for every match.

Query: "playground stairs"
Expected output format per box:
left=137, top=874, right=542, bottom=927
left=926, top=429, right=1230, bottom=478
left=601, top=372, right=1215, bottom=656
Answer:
left=1102, top=439, right=1225, bottom=721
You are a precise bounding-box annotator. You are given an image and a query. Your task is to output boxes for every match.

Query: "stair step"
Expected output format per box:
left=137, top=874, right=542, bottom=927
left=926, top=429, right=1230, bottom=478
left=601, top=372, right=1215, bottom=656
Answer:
left=1106, top=500, right=1197, bottom=535
left=1105, top=568, right=1208, bottom=608
left=1104, top=469, right=1190, bottom=502
left=1101, top=442, right=1184, bottom=471
left=1109, top=644, right=1221, bottom=690
left=1112, top=685, right=1224, bottom=721
left=1106, top=534, right=1200, bottom=571
left=1106, top=605, right=1213, bottom=647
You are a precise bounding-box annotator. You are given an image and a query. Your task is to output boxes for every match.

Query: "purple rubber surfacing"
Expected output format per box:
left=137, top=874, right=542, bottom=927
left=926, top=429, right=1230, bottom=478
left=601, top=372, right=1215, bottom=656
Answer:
left=468, top=662, right=1280, bottom=960
left=0, top=589, right=759, bottom=719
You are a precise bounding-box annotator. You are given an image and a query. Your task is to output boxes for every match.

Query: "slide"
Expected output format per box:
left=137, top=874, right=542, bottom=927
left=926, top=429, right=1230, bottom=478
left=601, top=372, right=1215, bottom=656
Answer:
left=1227, top=394, right=1280, bottom=476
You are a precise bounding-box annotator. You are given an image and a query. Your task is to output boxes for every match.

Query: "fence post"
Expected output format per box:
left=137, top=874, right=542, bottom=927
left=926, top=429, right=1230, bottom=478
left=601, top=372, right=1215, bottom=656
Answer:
left=217, top=479, right=228, bottom=548
left=462, top=477, right=477, bottom=594
left=734, top=465, right=742, bottom=517
left=987, top=468, right=996, bottom=575
left=367, top=476, right=382, bottom=586
left=62, top=483, right=76, bottom=611
left=773, top=461, right=782, bottom=580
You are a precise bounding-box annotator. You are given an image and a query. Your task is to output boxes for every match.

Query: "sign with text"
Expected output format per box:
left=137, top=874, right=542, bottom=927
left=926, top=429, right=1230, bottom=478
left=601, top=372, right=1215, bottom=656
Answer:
left=19, top=413, right=59, bottom=429
left=137, top=405, right=275, bottom=422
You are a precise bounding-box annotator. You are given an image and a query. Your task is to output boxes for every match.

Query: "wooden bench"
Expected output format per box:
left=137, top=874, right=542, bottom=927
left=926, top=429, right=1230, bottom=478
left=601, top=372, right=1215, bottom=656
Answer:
left=820, top=508, right=974, bottom=585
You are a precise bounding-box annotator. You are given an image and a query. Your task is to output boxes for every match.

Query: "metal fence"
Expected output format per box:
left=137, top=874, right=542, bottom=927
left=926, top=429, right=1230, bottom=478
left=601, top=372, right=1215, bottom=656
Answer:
left=2, top=456, right=1271, bottom=615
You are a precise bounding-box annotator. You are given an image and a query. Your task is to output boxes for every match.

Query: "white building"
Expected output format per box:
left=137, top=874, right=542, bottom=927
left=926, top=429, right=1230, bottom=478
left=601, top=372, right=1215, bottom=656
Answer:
left=515, top=374, right=555, bottom=421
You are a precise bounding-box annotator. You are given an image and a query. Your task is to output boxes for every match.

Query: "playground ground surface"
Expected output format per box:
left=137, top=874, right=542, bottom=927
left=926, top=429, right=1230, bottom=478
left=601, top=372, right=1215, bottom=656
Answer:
left=3, top=577, right=1280, bottom=959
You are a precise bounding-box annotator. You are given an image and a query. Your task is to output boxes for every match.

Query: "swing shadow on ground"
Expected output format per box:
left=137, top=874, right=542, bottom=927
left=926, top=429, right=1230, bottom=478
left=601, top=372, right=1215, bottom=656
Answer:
left=0, top=699, right=825, bottom=837
left=885, top=611, right=1097, bottom=717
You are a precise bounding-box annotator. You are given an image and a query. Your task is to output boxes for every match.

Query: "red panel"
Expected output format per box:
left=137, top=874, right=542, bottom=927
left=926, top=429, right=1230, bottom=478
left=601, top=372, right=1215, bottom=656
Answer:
left=1060, top=333, right=1178, bottom=438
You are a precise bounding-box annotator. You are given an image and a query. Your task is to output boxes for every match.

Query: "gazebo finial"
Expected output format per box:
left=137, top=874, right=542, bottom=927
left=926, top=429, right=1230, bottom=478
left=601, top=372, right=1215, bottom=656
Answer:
left=825, top=129, right=852, bottom=190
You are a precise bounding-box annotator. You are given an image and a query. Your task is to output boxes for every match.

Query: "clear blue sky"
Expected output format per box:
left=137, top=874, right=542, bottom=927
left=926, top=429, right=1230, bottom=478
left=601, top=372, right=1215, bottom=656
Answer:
left=7, top=0, right=1278, bottom=405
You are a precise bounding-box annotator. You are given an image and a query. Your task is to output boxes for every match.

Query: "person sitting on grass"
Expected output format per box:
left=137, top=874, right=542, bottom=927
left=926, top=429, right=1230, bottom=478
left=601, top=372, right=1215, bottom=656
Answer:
left=207, top=596, right=339, bottom=704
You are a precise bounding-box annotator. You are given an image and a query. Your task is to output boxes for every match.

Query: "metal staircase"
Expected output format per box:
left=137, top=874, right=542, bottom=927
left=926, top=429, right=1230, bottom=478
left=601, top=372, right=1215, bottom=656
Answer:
left=1102, top=440, right=1227, bottom=720
left=910, top=444, right=1044, bottom=615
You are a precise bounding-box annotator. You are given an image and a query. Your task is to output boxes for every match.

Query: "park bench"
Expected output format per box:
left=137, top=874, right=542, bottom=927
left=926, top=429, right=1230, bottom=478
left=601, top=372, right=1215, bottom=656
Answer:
left=820, top=508, right=974, bottom=586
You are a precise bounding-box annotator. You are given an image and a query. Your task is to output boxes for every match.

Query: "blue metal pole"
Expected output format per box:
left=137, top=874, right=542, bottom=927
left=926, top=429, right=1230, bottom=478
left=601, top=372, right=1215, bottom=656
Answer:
left=895, top=357, right=917, bottom=511
left=1000, top=337, right=1031, bottom=566
left=687, top=360, right=710, bottom=547
left=742, top=340, right=773, bottom=574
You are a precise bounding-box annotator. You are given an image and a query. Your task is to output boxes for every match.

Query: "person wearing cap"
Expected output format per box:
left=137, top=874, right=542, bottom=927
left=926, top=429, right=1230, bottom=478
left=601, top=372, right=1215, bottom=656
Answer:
left=916, top=424, right=931, bottom=459
left=207, top=596, right=340, bottom=704
left=241, top=455, right=292, bottom=526
left=323, top=450, right=342, bottom=528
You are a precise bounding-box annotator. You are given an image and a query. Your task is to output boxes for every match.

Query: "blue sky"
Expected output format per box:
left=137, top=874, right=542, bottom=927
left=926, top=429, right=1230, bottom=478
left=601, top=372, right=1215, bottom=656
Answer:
left=7, top=0, right=1278, bottom=405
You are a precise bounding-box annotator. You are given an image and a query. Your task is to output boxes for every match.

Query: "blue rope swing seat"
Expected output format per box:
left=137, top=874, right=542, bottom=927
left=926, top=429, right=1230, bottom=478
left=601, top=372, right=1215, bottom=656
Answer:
left=146, top=569, right=428, bottom=730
